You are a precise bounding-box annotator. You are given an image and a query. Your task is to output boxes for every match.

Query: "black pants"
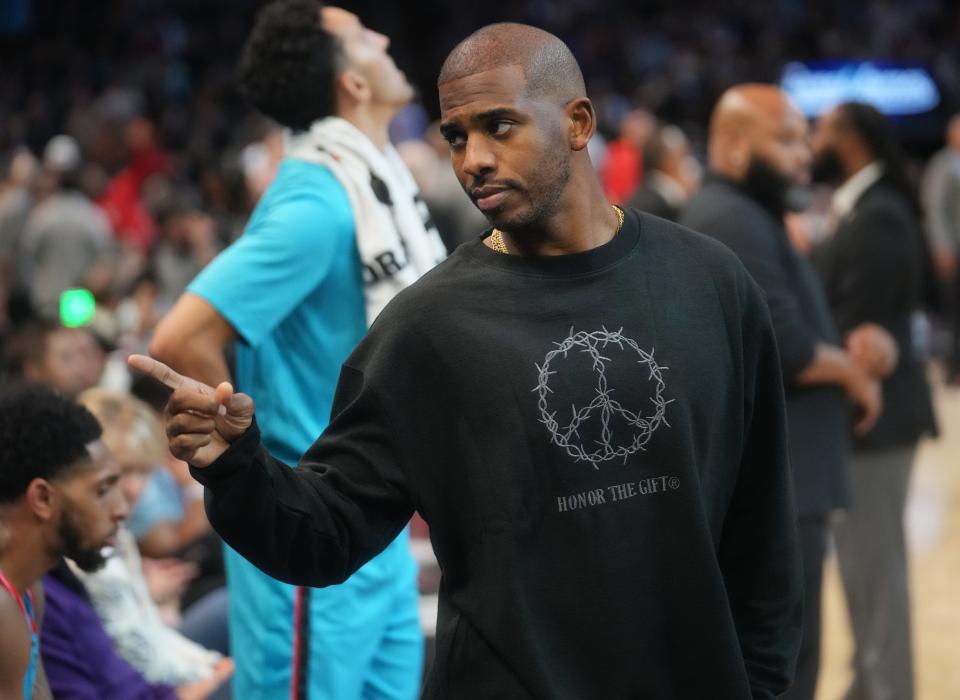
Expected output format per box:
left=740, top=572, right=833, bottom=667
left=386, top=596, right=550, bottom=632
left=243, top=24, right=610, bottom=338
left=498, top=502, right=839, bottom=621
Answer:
left=780, top=514, right=828, bottom=700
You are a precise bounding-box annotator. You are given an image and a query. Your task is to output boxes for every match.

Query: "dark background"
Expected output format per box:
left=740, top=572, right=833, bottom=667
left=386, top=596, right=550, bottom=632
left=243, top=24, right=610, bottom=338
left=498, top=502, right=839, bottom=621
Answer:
left=1, top=0, right=957, bottom=170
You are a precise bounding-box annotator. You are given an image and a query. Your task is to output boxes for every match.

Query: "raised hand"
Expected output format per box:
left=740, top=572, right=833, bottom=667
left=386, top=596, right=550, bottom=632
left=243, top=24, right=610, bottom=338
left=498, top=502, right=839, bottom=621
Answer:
left=127, top=355, right=254, bottom=467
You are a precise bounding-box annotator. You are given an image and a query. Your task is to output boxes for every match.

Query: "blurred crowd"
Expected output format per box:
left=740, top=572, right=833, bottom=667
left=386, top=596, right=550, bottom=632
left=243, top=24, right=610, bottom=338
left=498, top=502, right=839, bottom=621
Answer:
left=2, top=0, right=960, bottom=698
left=0, top=0, right=957, bottom=336
left=4, top=102, right=960, bottom=396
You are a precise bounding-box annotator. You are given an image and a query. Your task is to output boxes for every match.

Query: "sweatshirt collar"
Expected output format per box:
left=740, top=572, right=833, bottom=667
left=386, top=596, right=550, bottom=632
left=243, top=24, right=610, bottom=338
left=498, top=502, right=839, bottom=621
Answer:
left=467, top=207, right=642, bottom=277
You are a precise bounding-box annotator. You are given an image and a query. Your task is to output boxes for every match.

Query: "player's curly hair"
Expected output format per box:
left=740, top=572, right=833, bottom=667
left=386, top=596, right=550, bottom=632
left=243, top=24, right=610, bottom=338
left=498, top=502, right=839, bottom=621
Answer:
left=238, top=0, right=341, bottom=131
left=0, top=383, right=102, bottom=503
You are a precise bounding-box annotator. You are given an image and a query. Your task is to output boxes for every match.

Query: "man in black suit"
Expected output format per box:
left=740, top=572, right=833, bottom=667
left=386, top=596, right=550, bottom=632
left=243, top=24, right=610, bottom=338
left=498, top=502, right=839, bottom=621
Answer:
left=811, top=102, right=938, bottom=700
left=681, top=84, right=890, bottom=700
left=627, top=124, right=698, bottom=221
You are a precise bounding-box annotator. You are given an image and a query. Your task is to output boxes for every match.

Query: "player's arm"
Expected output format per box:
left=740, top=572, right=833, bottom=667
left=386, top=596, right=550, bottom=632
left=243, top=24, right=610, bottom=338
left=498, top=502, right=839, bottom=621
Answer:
left=31, top=583, right=52, bottom=700
left=31, top=662, right=51, bottom=700
left=152, top=178, right=355, bottom=389
left=0, top=594, right=29, bottom=700
left=150, top=293, right=235, bottom=387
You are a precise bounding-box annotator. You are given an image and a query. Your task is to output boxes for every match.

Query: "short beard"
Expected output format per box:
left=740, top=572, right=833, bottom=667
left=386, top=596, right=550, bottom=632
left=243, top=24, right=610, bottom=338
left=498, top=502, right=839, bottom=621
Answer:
left=811, top=148, right=845, bottom=186
left=486, top=151, right=571, bottom=235
left=741, top=156, right=808, bottom=215
left=59, top=509, right=109, bottom=573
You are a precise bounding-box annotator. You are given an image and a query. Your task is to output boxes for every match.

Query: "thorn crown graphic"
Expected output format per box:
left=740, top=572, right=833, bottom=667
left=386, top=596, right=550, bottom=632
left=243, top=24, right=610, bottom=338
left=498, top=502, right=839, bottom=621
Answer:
left=533, top=327, right=673, bottom=468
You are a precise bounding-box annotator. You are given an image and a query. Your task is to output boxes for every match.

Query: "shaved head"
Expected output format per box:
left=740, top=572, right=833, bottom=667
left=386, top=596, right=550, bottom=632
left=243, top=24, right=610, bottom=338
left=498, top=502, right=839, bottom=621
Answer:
left=439, top=23, right=586, bottom=104
left=436, top=22, right=603, bottom=241
left=709, top=84, right=795, bottom=146
left=707, top=83, right=811, bottom=209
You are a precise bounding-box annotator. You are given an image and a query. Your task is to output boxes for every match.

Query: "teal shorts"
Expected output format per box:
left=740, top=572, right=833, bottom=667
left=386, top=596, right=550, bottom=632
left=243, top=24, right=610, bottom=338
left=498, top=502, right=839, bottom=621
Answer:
left=225, top=528, right=423, bottom=700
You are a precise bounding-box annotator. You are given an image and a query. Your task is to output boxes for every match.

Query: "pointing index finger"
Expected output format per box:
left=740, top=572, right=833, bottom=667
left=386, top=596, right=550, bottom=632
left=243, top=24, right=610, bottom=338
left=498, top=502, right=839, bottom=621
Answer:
left=127, top=354, right=214, bottom=395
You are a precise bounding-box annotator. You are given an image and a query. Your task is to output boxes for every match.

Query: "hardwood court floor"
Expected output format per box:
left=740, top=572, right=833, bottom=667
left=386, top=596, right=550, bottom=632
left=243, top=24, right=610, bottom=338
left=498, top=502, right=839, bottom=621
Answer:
left=817, top=371, right=960, bottom=699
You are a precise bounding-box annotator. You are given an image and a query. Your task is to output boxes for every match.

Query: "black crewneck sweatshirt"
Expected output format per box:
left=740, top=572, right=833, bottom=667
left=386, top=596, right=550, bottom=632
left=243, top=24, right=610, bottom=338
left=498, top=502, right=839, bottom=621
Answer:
left=192, top=209, right=802, bottom=699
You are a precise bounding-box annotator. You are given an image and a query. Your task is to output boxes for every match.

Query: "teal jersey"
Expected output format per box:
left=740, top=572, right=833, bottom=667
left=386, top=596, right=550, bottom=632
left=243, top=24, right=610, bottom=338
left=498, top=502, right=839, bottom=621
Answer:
left=189, top=158, right=421, bottom=700
left=190, top=159, right=366, bottom=461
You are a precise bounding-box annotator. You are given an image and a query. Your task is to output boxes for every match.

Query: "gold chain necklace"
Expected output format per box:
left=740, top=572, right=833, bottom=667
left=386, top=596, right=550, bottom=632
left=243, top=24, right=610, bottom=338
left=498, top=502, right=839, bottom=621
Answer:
left=487, top=205, right=625, bottom=254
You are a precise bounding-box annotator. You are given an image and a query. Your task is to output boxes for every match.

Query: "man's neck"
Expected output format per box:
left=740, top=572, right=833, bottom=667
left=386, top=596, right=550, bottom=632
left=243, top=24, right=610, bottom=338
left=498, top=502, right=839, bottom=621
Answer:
left=842, top=151, right=875, bottom=183
left=495, top=175, right=619, bottom=257
left=0, top=531, right=54, bottom=594
left=338, top=105, right=396, bottom=151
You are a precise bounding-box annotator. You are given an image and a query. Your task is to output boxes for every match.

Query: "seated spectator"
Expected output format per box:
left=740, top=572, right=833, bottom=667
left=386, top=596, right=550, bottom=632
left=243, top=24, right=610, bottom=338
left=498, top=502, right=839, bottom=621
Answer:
left=42, top=560, right=233, bottom=700
left=0, top=147, right=37, bottom=295
left=97, top=116, right=170, bottom=254
left=628, top=123, right=700, bottom=221
left=151, top=207, right=221, bottom=311
left=76, top=388, right=230, bottom=688
left=127, top=376, right=222, bottom=596
left=14, top=384, right=234, bottom=700
left=2, top=320, right=103, bottom=398
left=600, top=109, right=655, bottom=204
left=20, top=135, right=114, bottom=318
left=0, top=383, right=127, bottom=699
left=131, top=454, right=226, bottom=611
left=127, top=462, right=203, bottom=556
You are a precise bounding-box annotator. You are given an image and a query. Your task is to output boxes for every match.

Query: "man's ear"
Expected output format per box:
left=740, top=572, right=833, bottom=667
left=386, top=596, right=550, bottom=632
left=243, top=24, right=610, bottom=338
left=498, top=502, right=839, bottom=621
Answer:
left=567, top=97, right=596, bottom=151
left=723, top=131, right=751, bottom=180
left=337, top=68, right=371, bottom=104
left=24, top=478, right=58, bottom=523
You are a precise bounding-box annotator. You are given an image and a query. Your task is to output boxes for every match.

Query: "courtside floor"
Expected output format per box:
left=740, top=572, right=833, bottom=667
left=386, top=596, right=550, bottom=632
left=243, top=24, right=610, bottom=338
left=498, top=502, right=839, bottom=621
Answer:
left=818, top=369, right=960, bottom=699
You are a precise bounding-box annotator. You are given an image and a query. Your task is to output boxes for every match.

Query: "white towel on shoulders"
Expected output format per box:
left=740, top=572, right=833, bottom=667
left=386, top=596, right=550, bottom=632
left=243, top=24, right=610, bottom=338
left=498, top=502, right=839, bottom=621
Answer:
left=287, top=117, right=446, bottom=324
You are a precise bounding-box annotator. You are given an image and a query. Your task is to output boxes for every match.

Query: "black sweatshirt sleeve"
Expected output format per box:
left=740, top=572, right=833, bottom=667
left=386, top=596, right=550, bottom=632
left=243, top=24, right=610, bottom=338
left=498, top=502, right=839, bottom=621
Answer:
left=719, top=275, right=803, bottom=699
left=189, top=363, right=415, bottom=587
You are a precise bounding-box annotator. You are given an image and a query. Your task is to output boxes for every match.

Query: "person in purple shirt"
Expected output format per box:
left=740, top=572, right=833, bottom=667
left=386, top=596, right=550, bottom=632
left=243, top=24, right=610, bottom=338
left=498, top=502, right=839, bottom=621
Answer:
left=0, top=381, right=231, bottom=700
left=41, top=560, right=231, bottom=700
left=0, top=383, right=125, bottom=700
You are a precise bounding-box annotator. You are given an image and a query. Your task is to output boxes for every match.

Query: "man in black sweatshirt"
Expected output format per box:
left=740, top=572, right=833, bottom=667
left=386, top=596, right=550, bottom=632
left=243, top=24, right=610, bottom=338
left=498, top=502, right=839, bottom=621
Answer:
left=132, top=24, right=802, bottom=699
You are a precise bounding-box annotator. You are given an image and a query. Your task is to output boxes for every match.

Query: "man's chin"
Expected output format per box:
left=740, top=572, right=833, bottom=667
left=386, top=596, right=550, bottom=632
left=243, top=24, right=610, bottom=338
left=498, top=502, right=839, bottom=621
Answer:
left=483, top=213, right=520, bottom=232
left=393, top=81, right=416, bottom=108
left=480, top=203, right=531, bottom=232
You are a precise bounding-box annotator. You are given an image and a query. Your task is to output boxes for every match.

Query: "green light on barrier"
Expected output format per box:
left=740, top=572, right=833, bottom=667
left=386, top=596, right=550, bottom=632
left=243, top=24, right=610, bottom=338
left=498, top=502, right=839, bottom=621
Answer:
left=60, top=289, right=96, bottom=328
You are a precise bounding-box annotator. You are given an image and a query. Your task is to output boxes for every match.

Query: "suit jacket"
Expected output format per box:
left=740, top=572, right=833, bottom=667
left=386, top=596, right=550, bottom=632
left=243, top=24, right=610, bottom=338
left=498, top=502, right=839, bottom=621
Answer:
left=682, top=173, right=850, bottom=517
left=814, top=180, right=937, bottom=450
